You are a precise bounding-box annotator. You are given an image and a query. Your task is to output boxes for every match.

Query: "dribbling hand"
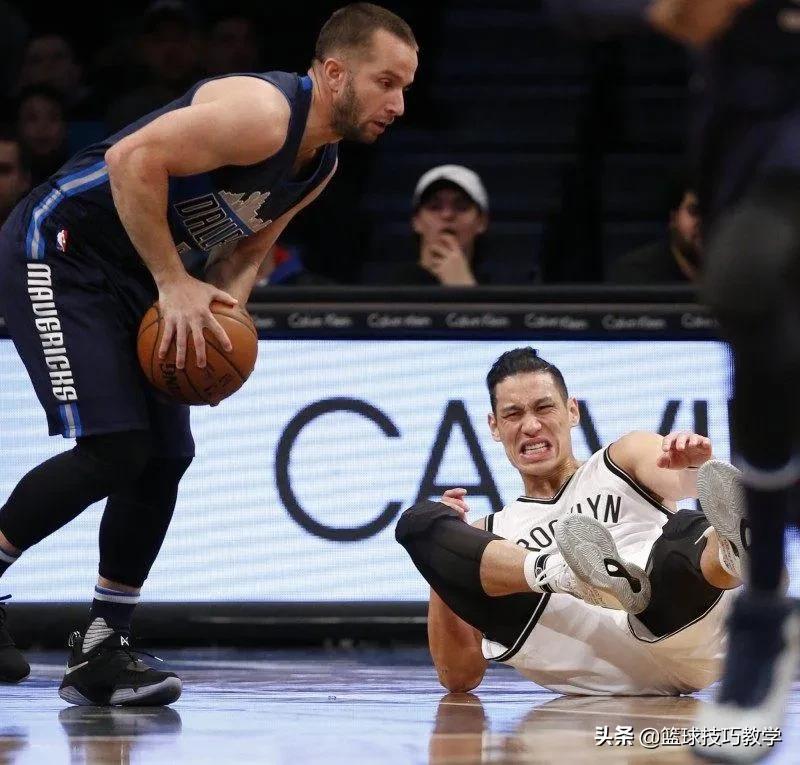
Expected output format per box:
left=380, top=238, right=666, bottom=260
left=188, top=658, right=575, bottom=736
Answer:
left=157, top=276, right=238, bottom=369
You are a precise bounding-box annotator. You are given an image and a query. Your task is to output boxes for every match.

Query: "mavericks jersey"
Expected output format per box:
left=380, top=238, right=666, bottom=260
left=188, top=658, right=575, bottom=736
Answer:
left=481, top=447, right=732, bottom=695
left=34, top=71, right=337, bottom=281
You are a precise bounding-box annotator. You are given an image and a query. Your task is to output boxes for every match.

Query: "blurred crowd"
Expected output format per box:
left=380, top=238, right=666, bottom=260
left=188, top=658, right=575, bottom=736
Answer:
left=0, top=0, right=699, bottom=287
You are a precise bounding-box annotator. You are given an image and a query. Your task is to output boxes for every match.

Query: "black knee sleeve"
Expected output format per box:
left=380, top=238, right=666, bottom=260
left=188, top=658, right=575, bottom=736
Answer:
left=0, top=430, right=153, bottom=550
left=76, top=430, right=153, bottom=484
left=396, top=500, right=544, bottom=647
left=396, top=500, right=499, bottom=579
left=99, top=456, right=192, bottom=587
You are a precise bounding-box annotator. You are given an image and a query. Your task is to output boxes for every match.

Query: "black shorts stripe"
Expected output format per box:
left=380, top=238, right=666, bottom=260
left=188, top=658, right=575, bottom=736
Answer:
left=603, top=446, right=672, bottom=518
left=490, top=593, right=551, bottom=663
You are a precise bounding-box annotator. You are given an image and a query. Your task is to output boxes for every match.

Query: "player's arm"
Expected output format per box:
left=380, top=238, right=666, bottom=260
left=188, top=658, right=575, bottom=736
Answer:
left=427, top=491, right=489, bottom=692
left=104, top=77, right=290, bottom=369
left=609, top=430, right=713, bottom=502
left=428, top=585, right=488, bottom=693
left=205, top=161, right=337, bottom=304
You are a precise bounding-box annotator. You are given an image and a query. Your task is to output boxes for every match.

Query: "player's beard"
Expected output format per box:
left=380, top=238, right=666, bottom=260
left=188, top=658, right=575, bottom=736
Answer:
left=331, top=77, right=372, bottom=143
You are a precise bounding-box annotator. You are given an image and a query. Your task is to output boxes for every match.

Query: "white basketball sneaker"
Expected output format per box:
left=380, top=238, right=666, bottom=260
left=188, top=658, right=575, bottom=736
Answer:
left=550, top=513, right=651, bottom=614
left=697, top=460, right=749, bottom=580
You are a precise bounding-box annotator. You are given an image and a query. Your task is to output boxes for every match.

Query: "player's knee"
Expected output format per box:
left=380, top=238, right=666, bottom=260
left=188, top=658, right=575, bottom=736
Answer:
left=395, top=500, right=460, bottom=547
left=703, top=193, right=800, bottom=333
left=76, top=430, right=153, bottom=483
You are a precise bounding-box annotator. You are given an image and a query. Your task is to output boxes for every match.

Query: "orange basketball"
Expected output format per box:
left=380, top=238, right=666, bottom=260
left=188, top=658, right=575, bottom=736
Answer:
left=137, top=301, right=258, bottom=406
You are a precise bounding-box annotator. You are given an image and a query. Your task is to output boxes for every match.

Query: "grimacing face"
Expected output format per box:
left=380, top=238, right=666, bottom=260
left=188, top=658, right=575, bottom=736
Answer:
left=488, top=372, right=579, bottom=479
left=330, top=28, right=417, bottom=143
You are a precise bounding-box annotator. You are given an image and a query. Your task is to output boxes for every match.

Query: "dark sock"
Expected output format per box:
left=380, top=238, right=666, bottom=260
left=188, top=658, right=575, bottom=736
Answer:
left=88, top=585, right=140, bottom=633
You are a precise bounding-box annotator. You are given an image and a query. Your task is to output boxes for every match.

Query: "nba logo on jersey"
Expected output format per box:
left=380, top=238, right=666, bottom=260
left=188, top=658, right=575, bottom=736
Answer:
left=56, top=229, right=69, bottom=253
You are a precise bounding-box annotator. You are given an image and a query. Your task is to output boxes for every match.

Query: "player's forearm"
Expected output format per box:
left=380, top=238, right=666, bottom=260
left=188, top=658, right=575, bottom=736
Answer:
left=205, top=248, right=261, bottom=305
left=106, top=145, right=187, bottom=289
left=428, top=590, right=487, bottom=692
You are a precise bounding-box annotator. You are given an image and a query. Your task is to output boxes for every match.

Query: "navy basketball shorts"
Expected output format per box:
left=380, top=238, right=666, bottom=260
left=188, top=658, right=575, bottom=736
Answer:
left=0, top=187, right=195, bottom=458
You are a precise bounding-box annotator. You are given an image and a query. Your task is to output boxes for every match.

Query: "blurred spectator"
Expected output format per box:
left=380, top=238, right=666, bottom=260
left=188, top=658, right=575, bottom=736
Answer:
left=15, top=32, right=98, bottom=118
left=0, top=1, right=29, bottom=96
left=255, top=242, right=336, bottom=287
left=205, top=11, right=262, bottom=76
left=606, top=186, right=702, bottom=284
left=0, top=124, right=31, bottom=226
left=386, top=165, right=490, bottom=286
left=16, top=85, right=68, bottom=186
left=105, top=0, right=203, bottom=132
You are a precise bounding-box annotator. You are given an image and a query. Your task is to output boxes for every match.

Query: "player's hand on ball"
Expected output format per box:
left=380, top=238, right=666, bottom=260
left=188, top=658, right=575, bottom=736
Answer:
left=157, top=276, right=238, bottom=369
left=657, top=432, right=713, bottom=470
left=440, top=488, right=470, bottom=521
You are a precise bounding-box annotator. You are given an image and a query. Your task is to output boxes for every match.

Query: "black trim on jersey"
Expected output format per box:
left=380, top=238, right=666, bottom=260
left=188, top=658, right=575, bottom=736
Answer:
left=489, top=593, right=551, bottom=663
left=516, top=473, right=576, bottom=504
left=603, top=447, right=672, bottom=518
left=626, top=591, right=725, bottom=644
left=486, top=513, right=495, bottom=533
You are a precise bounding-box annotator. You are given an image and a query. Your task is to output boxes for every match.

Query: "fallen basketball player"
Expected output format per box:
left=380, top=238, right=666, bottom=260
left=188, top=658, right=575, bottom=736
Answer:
left=397, top=347, right=746, bottom=695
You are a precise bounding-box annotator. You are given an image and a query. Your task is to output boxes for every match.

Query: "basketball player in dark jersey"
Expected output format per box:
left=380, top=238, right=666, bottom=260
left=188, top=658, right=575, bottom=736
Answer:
left=546, top=1, right=800, bottom=761
left=0, top=3, right=417, bottom=705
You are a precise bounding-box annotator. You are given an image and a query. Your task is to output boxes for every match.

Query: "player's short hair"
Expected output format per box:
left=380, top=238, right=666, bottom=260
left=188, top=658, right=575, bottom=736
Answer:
left=487, top=347, right=569, bottom=411
left=315, top=3, right=417, bottom=62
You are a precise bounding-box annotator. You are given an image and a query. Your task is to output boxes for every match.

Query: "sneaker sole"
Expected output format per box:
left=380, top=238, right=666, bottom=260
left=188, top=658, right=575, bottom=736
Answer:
left=697, top=460, right=746, bottom=573
left=59, top=677, right=182, bottom=707
left=556, top=514, right=651, bottom=614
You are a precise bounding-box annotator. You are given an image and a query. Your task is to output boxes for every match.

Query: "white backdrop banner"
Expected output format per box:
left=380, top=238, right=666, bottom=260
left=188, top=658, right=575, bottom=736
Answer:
left=0, top=338, right=765, bottom=602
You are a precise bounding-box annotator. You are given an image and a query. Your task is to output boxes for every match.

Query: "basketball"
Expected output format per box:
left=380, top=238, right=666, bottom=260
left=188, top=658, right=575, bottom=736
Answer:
left=137, top=301, right=258, bottom=406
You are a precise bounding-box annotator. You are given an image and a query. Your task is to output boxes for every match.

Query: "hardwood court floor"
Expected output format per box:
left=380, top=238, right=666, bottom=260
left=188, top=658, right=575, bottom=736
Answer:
left=1, top=648, right=798, bottom=764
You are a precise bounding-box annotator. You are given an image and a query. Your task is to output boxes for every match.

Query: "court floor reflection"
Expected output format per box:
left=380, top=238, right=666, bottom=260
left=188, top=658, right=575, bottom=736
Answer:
left=0, top=649, right=797, bottom=765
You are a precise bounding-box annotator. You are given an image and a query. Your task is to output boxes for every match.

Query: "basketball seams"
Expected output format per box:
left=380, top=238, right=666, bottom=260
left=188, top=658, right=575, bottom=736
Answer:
left=221, top=311, right=258, bottom=339
left=204, top=334, right=247, bottom=383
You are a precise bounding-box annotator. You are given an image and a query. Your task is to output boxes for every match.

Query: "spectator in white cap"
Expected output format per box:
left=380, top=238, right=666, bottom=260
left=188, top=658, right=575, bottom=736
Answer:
left=392, top=164, right=490, bottom=286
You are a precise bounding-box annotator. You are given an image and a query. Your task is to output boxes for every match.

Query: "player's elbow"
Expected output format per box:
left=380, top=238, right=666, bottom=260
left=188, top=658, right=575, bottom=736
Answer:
left=437, top=666, right=486, bottom=693
left=105, top=140, right=161, bottom=179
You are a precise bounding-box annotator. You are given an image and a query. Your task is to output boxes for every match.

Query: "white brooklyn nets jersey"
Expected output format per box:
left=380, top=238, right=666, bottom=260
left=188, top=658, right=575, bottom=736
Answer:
left=481, top=446, right=734, bottom=695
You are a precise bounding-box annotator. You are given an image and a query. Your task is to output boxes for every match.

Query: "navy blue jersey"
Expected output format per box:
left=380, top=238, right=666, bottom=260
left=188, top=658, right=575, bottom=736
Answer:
left=38, top=71, right=337, bottom=280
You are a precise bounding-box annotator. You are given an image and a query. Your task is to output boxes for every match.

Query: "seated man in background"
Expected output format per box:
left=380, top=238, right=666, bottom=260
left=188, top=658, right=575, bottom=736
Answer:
left=606, top=183, right=702, bottom=284
left=388, top=164, right=490, bottom=286
left=397, top=347, right=746, bottom=695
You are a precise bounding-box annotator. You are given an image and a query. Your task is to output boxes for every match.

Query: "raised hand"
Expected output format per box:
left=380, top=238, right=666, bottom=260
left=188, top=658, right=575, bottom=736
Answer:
left=657, top=431, right=713, bottom=470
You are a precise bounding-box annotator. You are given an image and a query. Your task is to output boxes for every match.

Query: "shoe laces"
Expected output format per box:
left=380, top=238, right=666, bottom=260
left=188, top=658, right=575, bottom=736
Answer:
left=68, top=629, right=164, bottom=665
left=532, top=561, right=609, bottom=607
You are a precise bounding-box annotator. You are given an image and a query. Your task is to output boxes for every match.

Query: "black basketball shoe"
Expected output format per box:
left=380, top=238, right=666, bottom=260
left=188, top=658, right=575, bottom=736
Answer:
left=0, top=595, right=30, bottom=684
left=59, top=629, right=182, bottom=706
